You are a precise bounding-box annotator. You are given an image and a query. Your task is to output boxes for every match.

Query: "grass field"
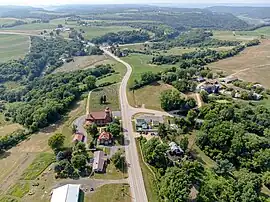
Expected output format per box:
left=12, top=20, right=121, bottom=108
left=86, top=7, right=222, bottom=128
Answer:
left=89, top=84, right=120, bottom=111
left=85, top=184, right=131, bottom=202
left=128, top=81, right=174, bottom=110
left=7, top=181, right=30, bottom=198
left=135, top=139, right=159, bottom=202
left=122, top=53, right=174, bottom=88
left=0, top=34, right=29, bottom=62
left=93, top=162, right=128, bottom=180
left=213, top=30, right=259, bottom=41
left=53, top=55, right=109, bottom=73
left=208, top=39, right=270, bottom=88
left=20, top=153, right=55, bottom=180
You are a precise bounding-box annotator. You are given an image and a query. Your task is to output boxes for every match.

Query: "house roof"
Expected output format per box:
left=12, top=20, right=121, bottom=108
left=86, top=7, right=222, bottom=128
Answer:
left=51, top=184, right=80, bottom=202
left=93, top=151, right=105, bottom=171
left=73, top=133, right=85, bottom=142
left=98, top=131, right=113, bottom=140
left=86, top=108, right=111, bottom=120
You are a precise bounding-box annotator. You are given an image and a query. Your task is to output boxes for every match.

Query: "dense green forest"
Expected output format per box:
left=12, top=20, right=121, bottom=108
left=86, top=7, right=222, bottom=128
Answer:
left=151, top=29, right=241, bottom=50
left=2, top=65, right=112, bottom=131
left=91, top=30, right=150, bottom=45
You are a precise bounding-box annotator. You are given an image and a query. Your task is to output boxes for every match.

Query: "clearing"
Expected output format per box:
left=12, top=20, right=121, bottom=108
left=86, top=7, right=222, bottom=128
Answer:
left=208, top=39, right=270, bottom=88
left=128, top=81, right=175, bottom=110
left=53, top=55, right=109, bottom=73
left=85, top=183, right=131, bottom=202
left=0, top=34, right=30, bottom=62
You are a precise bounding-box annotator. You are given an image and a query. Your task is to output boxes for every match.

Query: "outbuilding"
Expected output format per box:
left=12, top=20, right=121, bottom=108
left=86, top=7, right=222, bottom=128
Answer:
left=50, top=184, right=82, bottom=202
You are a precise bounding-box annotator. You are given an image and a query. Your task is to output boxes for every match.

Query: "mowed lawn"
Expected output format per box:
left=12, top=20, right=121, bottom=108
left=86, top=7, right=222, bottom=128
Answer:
left=0, top=34, right=30, bottom=62
left=89, top=84, right=120, bottom=111
left=208, top=39, right=270, bottom=88
left=85, top=184, right=131, bottom=202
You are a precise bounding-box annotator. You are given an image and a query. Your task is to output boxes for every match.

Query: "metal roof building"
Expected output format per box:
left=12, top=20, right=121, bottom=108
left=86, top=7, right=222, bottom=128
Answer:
left=51, top=184, right=81, bottom=202
left=93, top=151, right=106, bottom=172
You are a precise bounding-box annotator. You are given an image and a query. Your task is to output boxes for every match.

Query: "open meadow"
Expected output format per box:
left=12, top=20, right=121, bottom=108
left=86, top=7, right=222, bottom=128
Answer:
left=0, top=34, right=30, bottom=62
left=208, top=39, right=270, bottom=88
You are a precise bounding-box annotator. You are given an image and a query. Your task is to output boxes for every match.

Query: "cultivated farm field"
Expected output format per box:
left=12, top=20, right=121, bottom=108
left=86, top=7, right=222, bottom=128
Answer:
left=209, top=39, right=270, bottom=88
left=0, top=34, right=30, bottom=62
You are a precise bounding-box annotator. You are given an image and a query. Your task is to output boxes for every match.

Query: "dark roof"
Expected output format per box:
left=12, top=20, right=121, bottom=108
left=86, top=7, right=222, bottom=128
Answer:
left=87, top=112, right=107, bottom=120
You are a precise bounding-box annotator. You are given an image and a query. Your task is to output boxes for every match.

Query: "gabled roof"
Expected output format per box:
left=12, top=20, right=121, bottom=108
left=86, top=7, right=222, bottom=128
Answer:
left=93, top=151, right=105, bottom=171
left=98, top=131, right=113, bottom=140
left=87, top=111, right=107, bottom=120
left=51, top=184, right=80, bottom=202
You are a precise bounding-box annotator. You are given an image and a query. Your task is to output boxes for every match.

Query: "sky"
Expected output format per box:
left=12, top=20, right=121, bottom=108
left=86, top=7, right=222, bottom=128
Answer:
left=0, top=0, right=269, bottom=6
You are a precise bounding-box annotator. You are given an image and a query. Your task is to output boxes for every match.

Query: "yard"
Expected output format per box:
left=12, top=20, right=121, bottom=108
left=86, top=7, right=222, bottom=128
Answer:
left=0, top=34, right=30, bottom=62
left=85, top=183, right=131, bottom=202
left=89, top=84, right=120, bottom=111
left=7, top=181, right=30, bottom=198
left=93, top=161, right=128, bottom=180
left=208, top=40, right=270, bottom=88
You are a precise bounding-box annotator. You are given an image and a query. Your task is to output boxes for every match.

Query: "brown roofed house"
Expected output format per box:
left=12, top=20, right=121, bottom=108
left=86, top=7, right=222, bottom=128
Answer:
left=85, top=107, right=112, bottom=126
left=98, top=131, right=113, bottom=145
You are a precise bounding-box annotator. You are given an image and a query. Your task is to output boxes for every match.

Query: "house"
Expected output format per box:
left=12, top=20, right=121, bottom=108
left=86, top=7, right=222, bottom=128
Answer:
left=85, top=107, right=112, bottom=126
left=135, top=119, right=147, bottom=127
left=93, top=151, right=106, bottom=173
left=73, top=133, right=85, bottom=143
left=169, top=142, right=184, bottom=156
left=200, top=84, right=220, bottom=94
left=98, top=131, right=113, bottom=145
left=50, top=184, right=82, bottom=202
left=223, top=76, right=238, bottom=84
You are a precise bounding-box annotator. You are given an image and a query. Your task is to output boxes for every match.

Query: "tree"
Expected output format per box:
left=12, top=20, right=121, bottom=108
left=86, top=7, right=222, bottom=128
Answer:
left=200, top=90, right=208, bottom=102
left=111, top=150, right=127, bottom=172
left=56, top=29, right=60, bottom=35
left=158, top=123, right=167, bottom=139
left=85, top=123, right=98, bottom=138
left=206, top=72, right=213, bottom=79
left=179, top=135, right=189, bottom=152
left=73, top=142, right=88, bottom=157
left=100, top=96, right=104, bottom=104
left=71, top=154, right=87, bottom=169
left=107, top=123, right=121, bottom=137
left=48, top=133, right=65, bottom=151
left=83, top=76, right=96, bottom=89
left=187, top=109, right=197, bottom=125
left=213, top=159, right=235, bottom=176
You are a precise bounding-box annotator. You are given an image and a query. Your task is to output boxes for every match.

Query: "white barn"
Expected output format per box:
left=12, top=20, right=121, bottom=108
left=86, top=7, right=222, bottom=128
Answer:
left=51, top=184, right=81, bottom=202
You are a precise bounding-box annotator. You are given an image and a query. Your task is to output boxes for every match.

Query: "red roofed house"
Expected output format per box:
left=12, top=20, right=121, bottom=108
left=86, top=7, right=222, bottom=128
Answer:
left=98, top=131, right=113, bottom=145
left=73, top=132, right=85, bottom=143
left=85, top=107, right=112, bottom=126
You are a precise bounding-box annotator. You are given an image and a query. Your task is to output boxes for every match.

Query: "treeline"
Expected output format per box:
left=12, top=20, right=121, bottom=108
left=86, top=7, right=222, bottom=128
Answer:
left=91, top=30, right=150, bottom=45
left=130, top=72, right=160, bottom=90
left=0, top=20, right=26, bottom=28
left=152, top=44, right=247, bottom=66
left=0, top=36, right=103, bottom=82
left=0, top=129, right=30, bottom=153
left=151, top=29, right=240, bottom=50
left=2, top=65, right=113, bottom=131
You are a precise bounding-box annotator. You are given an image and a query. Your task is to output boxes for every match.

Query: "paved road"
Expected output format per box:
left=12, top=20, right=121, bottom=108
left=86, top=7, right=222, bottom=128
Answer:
left=101, top=47, right=148, bottom=202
